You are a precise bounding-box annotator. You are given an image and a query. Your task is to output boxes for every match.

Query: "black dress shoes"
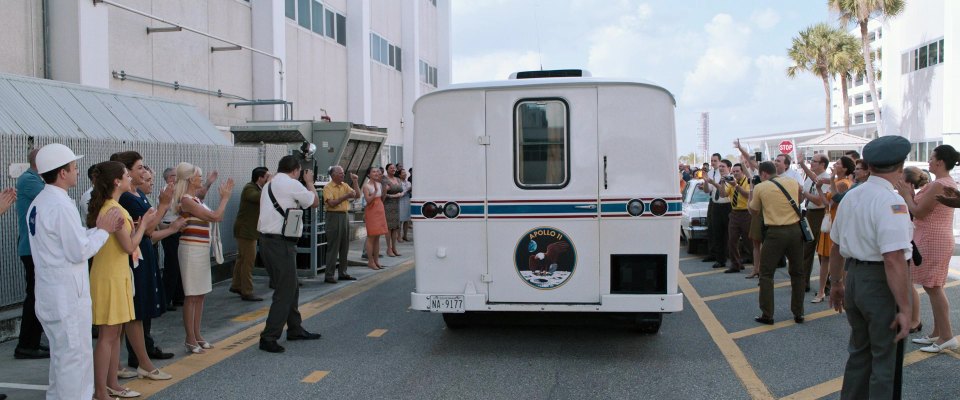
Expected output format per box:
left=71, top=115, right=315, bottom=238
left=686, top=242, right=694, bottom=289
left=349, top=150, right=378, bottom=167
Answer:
left=711, top=262, right=726, bottom=269
left=149, top=347, right=175, bottom=360
left=241, top=295, right=264, bottom=302
left=794, top=316, right=805, bottom=324
left=723, top=267, right=742, bottom=273
left=287, top=331, right=321, bottom=341
left=14, top=347, right=50, bottom=359
left=754, top=316, right=775, bottom=325
left=229, top=288, right=241, bottom=295
left=324, top=278, right=338, bottom=284
left=338, top=275, right=357, bottom=281
left=702, top=256, right=716, bottom=262
left=259, top=339, right=285, bottom=353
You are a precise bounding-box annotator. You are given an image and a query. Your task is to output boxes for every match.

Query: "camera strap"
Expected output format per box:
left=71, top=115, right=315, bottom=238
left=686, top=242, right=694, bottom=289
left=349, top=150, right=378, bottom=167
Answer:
left=769, top=178, right=803, bottom=219
left=267, top=183, right=285, bottom=217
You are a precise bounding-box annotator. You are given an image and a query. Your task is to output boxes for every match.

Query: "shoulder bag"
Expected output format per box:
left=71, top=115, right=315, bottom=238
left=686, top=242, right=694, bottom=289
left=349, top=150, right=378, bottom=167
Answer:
left=267, top=183, right=304, bottom=240
left=769, top=178, right=815, bottom=242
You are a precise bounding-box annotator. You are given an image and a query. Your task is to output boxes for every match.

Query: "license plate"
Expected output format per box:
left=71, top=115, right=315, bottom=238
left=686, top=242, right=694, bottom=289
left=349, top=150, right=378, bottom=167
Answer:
left=428, top=295, right=465, bottom=313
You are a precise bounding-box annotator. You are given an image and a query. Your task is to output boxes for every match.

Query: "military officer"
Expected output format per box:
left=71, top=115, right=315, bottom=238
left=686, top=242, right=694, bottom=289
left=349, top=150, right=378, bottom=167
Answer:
left=829, top=135, right=914, bottom=399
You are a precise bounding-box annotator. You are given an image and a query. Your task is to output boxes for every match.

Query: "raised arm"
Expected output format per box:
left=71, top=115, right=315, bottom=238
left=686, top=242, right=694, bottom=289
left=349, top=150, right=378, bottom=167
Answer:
left=182, top=178, right=235, bottom=222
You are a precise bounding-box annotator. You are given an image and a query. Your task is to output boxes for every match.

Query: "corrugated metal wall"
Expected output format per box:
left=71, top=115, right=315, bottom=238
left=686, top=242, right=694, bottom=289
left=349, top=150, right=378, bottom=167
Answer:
left=0, top=134, right=289, bottom=307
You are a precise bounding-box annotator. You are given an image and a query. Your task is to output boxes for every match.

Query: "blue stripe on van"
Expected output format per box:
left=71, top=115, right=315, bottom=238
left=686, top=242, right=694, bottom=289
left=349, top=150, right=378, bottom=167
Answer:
left=488, top=203, right=596, bottom=215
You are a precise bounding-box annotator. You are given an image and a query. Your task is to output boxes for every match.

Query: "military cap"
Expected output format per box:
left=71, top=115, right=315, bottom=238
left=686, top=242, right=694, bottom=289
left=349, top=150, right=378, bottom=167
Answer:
left=862, top=135, right=910, bottom=168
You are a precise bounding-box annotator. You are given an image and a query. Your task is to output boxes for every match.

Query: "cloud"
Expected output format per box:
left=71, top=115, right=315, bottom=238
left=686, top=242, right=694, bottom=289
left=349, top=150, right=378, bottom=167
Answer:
left=452, top=51, right=543, bottom=83
left=750, top=8, right=780, bottom=30
left=679, top=14, right=752, bottom=107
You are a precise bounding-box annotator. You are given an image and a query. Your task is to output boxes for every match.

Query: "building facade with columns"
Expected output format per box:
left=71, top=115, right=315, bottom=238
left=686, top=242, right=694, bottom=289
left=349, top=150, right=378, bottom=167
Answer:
left=0, top=0, right=451, bottom=165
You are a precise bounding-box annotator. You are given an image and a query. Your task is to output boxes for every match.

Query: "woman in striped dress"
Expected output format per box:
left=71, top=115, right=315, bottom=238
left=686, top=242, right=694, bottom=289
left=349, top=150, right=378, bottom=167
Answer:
left=897, top=145, right=959, bottom=353
left=172, top=162, right=234, bottom=354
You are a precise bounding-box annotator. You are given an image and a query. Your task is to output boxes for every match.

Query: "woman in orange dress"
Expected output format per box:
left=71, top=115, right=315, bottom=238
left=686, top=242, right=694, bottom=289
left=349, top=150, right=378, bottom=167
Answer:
left=812, top=156, right=854, bottom=303
left=363, top=166, right=388, bottom=270
left=898, top=145, right=959, bottom=353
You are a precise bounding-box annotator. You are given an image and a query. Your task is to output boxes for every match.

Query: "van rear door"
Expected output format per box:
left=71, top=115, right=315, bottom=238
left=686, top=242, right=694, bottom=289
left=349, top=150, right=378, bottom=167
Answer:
left=484, top=87, right=600, bottom=303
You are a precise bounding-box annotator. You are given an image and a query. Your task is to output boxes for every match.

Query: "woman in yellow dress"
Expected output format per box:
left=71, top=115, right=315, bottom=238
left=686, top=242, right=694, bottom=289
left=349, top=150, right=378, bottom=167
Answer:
left=88, top=161, right=160, bottom=400
left=811, top=156, right=855, bottom=303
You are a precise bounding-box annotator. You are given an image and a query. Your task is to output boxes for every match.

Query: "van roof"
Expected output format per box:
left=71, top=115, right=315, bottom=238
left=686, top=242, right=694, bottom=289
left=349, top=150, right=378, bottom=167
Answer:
left=420, top=77, right=677, bottom=106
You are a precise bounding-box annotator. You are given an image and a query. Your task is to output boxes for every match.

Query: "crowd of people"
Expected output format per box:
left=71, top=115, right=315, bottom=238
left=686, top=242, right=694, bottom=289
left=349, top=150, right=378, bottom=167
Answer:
left=687, top=136, right=959, bottom=397
left=3, top=142, right=413, bottom=399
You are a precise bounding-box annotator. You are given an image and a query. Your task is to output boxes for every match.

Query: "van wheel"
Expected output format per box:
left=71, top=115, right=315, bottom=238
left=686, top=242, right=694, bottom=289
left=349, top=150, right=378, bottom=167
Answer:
left=442, top=313, right=468, bottom=329
left=689, top=239, right=705, bottom=255
left=635, top=313, right=662, bottom=334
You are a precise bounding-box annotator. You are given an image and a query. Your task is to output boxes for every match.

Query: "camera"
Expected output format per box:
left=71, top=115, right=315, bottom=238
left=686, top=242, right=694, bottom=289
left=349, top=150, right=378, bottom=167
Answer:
left=755, top=151, right=762, bottom=162
left=751, top=175, right=762, bottom=186
left=723, top=175, right=735, bottom=182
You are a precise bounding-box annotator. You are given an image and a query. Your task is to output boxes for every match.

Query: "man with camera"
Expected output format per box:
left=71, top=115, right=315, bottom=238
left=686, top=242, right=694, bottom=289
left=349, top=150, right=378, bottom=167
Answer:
left=257, top=156, right=322, bottom=353
left=718, top=163, right=752, bottom=273
left=749, top=161, right=806, bottom=325
left=702, top=155, right=732, bottom=269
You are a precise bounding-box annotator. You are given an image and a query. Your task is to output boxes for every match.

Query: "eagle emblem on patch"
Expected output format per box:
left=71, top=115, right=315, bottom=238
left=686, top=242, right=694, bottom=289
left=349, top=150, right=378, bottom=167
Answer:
left=892, top=204, right=908, bottom=214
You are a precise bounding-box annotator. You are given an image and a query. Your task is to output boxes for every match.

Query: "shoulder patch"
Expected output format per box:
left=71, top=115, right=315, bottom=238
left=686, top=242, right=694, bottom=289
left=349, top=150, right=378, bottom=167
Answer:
left=892, top=204, right=908, bottom=214
left=28, top=206, right=37, bottom=236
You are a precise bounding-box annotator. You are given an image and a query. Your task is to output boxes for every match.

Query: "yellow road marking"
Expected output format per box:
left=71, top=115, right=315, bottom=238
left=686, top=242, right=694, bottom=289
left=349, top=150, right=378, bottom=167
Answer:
left=301, top=371, right=330, bottom=383
left=781, top=348, right=939, bottom=399
left=684, top=269, right=726, bottom=278
left=231, top=307, right=270, bottom=322
left=679, top=256, right=701, bottom=261
left=367, top=329, right=388, bottom=338
left=701, top=277, right=820, bottom=302
left=678, top=273, right=774, bottom=399
left=730, top=309, right=839, bottom=339
left=129, top=261, right=415, bottom=398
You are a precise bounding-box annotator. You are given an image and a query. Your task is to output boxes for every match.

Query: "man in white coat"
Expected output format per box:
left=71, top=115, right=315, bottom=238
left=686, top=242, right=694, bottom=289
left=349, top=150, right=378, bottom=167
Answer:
left=28, top=143, right=123, bottom=400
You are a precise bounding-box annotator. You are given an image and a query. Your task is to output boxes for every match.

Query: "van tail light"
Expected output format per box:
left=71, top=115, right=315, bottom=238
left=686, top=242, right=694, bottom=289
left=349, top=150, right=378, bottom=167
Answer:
left=422, top=202, right=439, bottom=218
left=627, top=199, right=644, bottom=216
left=650, top=199, right=668, bottom=216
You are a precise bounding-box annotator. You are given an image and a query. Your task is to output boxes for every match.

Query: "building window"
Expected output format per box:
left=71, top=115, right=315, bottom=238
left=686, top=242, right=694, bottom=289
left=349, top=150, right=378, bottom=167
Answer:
left=903, top=38, right=945, bottom=74
left=297, top=0, right=311, bottom=29
left=371, top=33, right=401, bottom=70
left=286, top=0, right=296, bottom=19
left=419, top=60, right=438, bottom=87
left=429, top=0, right=437, bottom=6
left=515, top=99, right=569, bottom=188
left=395, top=47, right=402, bottom=71
left=311, top=1, right=324, bottom=35
left=855, top=113, right=864, bottom=124
left=865, top=112, right=875, bottom=122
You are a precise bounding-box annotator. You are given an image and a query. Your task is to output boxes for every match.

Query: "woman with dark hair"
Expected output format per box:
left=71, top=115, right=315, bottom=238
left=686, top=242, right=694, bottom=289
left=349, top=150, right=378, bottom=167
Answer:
left=88, top=161, right=161, bottom=400
left=398, top=168, right=412, bottom=242
left=363, top=166, right=387, bottom=270
left=382, top=163, right=404, bottom=256
left=897, top=144, right=959, bottom=353
left=812, top=156, right=854, bottom=303
left=171, top=162, right=234, bottom=354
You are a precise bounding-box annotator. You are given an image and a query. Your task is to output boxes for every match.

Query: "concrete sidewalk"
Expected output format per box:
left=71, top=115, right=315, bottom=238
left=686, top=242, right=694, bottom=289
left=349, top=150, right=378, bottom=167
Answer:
left=0, top=237, right=415, bottom=399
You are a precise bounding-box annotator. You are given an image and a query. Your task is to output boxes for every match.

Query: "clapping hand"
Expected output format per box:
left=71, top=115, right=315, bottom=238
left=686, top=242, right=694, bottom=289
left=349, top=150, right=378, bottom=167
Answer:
left=218, top=178, right=235, bottom=198
left=206, top=170, right=219, bottom=186
left=96, top=207, right=125, bottom=233
left=158, top=183, right=175, bottom=208
left=142, top=208, right=162, bottom=229
left=349, top=173, right=359, bottom=184
left=0, top=188, right=16, bottom=215
left=172, top=216, right=187, bottom=232
left=936, top=186, right=960, bottom=208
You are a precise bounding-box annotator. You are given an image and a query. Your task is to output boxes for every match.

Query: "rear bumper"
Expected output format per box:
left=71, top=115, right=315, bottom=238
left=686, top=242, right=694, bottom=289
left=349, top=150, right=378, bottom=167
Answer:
left=411, top=292, right=683, bottom=313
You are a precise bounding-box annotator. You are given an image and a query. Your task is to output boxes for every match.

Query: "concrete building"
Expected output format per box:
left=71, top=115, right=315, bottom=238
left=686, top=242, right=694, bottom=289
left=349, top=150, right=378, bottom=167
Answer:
left=1, top=0, right=451, bottom=166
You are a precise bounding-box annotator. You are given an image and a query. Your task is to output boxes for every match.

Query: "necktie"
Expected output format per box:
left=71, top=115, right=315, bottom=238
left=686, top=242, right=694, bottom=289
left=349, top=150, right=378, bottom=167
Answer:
left=713, top=171, right=720, bottom=201
left=732, top=178, right=744, bottom=206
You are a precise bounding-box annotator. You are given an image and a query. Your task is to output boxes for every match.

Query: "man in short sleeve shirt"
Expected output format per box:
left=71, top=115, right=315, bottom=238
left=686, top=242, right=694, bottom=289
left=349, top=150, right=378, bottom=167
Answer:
left=257, top=156, right=322, bottom=353
left=829, top=136, right=913, bottom=399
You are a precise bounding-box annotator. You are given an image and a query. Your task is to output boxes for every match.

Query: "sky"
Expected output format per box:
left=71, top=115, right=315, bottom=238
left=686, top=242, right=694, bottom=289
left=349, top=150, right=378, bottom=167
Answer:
left=450, top=0, right=834, bottom=159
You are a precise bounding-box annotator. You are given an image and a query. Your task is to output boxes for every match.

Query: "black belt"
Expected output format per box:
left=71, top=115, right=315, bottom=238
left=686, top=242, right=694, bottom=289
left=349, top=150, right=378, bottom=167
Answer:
left=325, top=211, right=347, bottom=214
left=852, top=259, right=884, bottom=266
left=731, top=209, right=749, bottom=212
left=805, top=208, right=825, bottom=213
left=261, top=233, right=299, bottom=243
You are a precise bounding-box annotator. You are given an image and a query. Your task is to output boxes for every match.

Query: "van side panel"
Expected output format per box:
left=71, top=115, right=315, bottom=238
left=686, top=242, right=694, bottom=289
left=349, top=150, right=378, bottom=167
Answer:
left=411, top=90, right=488, bottom=297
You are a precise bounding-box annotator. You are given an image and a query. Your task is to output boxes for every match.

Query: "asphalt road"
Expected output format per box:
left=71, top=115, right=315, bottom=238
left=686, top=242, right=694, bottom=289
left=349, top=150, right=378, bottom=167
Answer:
left=147, top=249, right=960, bottom=400
left=2, top=242, right=958, bottom=399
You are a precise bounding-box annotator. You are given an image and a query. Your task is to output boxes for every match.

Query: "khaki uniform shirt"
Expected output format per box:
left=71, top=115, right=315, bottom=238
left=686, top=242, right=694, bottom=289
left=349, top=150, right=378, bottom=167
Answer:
left=323, top=181, right=354, bottom=212
left=749, top=176, right=801, bottom=226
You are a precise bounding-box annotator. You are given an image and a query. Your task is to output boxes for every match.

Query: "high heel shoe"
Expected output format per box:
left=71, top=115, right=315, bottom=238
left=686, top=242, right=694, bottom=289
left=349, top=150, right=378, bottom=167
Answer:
left=745, top=272, right=759, bottom=279
left=106, top=387, right=141, bottom=398
left=184, top=342, right=204, bottom=354
left=197, top=340, right=214, bottom=349
left=910, top=322, right=923, bottom=334
left=920, top=337, right=958, bottom=353
left=367, top=264, right=381, bottom=270
left=811, top=295, right=825, bottom=304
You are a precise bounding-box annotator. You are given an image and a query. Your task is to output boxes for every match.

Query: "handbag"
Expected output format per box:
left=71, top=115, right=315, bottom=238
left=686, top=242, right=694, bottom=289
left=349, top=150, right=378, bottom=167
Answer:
left=911, top=241, right=923, bottom=266
left=769, top=178, right=815, bottom=242
left=267, top=183, right=305, bottom=240
left=820, top=208, right=832, bottom=233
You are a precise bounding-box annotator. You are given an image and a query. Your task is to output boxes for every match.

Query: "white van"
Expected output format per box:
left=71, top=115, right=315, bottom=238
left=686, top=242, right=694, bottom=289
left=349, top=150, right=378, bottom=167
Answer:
left=409, top=70, right=683, bottom=332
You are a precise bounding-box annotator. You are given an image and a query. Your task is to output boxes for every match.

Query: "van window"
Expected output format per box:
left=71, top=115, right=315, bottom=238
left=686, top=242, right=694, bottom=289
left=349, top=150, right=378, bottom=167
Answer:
left=515, top=99, right=568, bottom=188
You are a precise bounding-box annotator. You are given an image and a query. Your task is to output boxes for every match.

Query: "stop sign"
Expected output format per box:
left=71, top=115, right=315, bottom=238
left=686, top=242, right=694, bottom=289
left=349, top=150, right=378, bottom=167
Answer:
left=779, top=140, right=794, bottom=154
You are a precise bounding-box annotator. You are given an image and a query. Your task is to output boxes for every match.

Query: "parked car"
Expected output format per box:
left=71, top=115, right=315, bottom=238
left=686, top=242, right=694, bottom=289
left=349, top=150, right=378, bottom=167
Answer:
left=681, top=179, right=710, bottom=253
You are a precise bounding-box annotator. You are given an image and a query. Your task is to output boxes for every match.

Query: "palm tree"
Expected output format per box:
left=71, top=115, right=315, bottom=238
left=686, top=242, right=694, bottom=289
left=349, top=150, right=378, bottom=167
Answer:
left=829, top=0, right=906, bottom=136
left=829, top=32, right=866, bottom=135
left=787, top=23, right=844, bottom=135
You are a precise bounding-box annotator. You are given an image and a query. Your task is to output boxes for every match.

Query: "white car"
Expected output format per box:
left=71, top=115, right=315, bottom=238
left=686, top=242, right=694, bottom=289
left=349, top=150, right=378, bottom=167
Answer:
left=681, top=179, right=710, bottom=253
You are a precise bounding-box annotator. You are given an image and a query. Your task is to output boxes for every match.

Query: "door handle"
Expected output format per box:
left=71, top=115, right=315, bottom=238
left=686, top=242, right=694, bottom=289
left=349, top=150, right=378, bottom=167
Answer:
left=575, top=204, right=598, bottom=210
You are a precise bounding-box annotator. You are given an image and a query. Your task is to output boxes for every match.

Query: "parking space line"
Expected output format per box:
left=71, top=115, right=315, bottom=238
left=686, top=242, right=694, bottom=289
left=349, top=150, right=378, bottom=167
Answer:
left=127, top=261, right=415, bottom=398
left=701, top=277, right=820, bottom=302
left=367, top=329, right=388, bottom=338
left=301, top=371, right=330, bottom=383
left=685, top=269, right=725, bottom=278
left=678, top=273, right=774, bottom=399
left=679, top=256, right=701, bottom=261
left=0, top=383, right=49, bottom=391
left=781, top=349, right=938, bottom=399
left=730, top=309, right=839, bottom=339
left=231, top=307, right=270, bottom=322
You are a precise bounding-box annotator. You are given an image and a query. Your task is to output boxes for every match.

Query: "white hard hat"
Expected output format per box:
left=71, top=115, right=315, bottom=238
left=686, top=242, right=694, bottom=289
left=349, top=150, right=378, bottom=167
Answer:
left=36, top=143, right=84, bottom=174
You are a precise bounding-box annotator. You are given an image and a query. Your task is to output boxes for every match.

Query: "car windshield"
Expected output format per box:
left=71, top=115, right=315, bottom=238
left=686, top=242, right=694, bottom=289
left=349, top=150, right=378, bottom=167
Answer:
left=690, top=190, right=710, bottom=204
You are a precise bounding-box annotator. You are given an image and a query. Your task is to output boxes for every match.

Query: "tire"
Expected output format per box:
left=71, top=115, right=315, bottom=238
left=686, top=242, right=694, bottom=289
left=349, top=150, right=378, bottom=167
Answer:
left=688, top=239, right=703, bottom=255
left=635, top=312, right=663, bottom=334
left=442, top=313, right=468, bottom=329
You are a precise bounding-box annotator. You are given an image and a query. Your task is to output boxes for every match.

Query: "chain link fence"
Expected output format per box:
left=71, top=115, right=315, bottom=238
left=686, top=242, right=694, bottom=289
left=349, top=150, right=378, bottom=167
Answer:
left=0, top=133, right=288, bottom=308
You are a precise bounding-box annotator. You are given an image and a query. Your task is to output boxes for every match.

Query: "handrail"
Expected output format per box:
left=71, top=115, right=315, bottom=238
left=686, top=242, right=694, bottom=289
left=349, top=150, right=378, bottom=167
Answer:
left=93, top=0, right=285, bottom=101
